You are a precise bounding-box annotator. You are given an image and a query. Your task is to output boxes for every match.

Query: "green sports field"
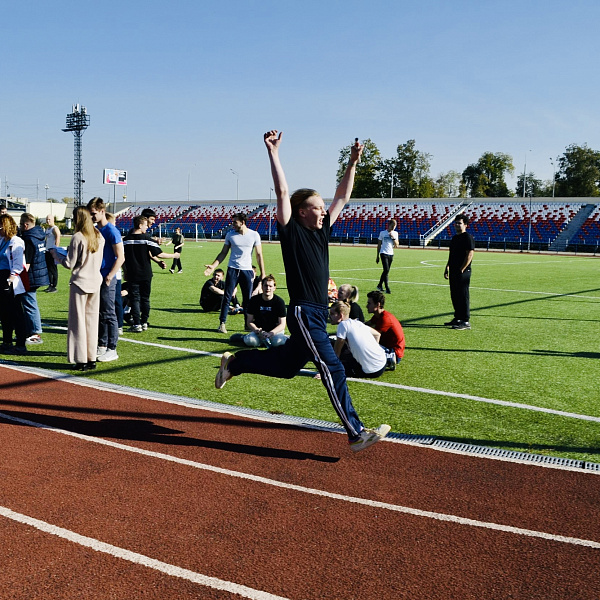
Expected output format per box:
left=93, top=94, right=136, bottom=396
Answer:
left=15, top=240, right=600, bottom=464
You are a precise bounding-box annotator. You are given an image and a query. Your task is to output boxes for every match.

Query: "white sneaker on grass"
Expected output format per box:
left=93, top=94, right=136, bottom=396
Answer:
left=349, top=424, right=392, bottom=453
left=97, top=348, right=118, bottom=362
left=97, top=346, right=107, bottom=358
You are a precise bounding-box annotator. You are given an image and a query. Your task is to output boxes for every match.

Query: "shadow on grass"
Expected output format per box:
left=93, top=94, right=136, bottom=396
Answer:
left=410, top=346, right=600, bottom=359
left=0, top=407, right=340, bottom=463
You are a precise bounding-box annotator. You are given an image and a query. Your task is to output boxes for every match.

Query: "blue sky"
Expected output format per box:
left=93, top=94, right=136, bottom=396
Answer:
left=1, top=0, right=599, bottom=204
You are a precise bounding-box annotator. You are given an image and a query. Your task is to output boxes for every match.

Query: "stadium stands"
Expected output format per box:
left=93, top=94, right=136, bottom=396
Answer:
left=112, top=200, right=599, bottom=249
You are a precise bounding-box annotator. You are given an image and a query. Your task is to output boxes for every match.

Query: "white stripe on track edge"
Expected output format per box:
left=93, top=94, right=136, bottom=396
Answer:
left=1, top=410, right=599, bottom=551
left=0, top=506, right=289, bottom=600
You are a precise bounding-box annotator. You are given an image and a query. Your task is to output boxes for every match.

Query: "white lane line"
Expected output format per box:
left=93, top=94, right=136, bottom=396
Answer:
left=1, top=411, right=599, bottom=550
left=33, top=327, right=600, bottom=424
left=0, top=506, right=289, bottom=600
left=354, top=380, right=600, bottom=424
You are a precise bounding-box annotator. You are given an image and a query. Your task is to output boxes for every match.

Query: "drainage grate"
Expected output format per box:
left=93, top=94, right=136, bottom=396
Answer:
left=433, top=440, right=585, bottom=469
left=585, top=461, right=600, bottom=472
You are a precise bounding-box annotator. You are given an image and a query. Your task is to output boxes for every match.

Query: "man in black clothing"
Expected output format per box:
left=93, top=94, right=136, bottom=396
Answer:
left=229, top=274, right=287, bottom=348
left=215, top=130, right=390, bottom=453
left=444, top=213, right=475, bottom=330
left=168, top=227, right=184, bottom=273
left=123, top=215, right=179, bottom=332
left=200, top=269, right=226, bottom=312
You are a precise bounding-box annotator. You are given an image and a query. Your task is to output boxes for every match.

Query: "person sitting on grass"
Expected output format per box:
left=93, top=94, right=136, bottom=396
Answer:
left=230, top=274, right=287, bottom=348
left=337, top=283, right=364, bottom=322
left=199, top=269, right=243, bottom=314
left=329, top=301, right=387, bottom=378
left=365, top=289, right=405, bottom=370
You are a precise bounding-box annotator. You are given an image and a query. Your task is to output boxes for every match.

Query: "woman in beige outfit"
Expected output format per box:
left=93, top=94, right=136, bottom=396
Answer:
left=52, top=208, right=105, bottom=371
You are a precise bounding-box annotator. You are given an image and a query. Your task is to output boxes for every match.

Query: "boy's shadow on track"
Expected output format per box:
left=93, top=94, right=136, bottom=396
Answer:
left=2, top=411, right=339, bottom=463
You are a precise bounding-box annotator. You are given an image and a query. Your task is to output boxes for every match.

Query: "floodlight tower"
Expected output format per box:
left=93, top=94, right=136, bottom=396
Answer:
left=62, top=104, right=90, bottom=206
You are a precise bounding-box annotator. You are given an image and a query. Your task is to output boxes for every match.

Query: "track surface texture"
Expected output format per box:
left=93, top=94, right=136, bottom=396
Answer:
left=0, top=365, right=599, bottom=599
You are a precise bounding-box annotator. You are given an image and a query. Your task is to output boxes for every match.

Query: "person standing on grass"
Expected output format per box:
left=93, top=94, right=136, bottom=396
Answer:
left=87, top=197, right=124, bottom=363
left=167, top=227, right=184, bottom=273
left=44, top=214, right=60, bottom=293
left=204, top=212, right=265, bottom=334
left=123, top=215, right=180, bottom=333
left=19, top=213, right=49, bottom=345
left=444, top=213, right=475, bottom=330
left=52, top=207, right=104, bottom=371
left=215, top=130, right=390, bottom=453
left=376, top=218, right=399, bottom=294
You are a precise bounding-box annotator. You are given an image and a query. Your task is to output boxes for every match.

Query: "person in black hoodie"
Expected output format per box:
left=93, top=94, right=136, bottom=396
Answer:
left=19, top=213, right=50, bottom=344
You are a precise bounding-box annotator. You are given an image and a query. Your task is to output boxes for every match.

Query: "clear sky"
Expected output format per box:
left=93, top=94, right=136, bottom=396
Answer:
left=2, top=0, right=599, bottom=204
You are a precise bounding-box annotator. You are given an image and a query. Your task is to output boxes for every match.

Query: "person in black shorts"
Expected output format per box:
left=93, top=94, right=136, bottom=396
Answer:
left=215, top=130, right=391, bottom=453
left=444, top=213, right=475, bottom=330
left=167, top=227, right=184, bottom=273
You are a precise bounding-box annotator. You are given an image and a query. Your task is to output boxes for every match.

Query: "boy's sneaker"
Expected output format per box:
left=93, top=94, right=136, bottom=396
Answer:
left=376, top=285, right=384, bottom=292
left=141, top=323, right=148, bottom=331
left=118, top=327, right=123, bottom=335
left=217, top=323, right=228, bottom=334
left=97, top=348, right=118, bottom=362
left=444, top=318, right=459, bottom=326
left=215, top=352, right=234, bottom=389
left=130, top=324, right=143, bottom=333
left=169, top=269, right=175, bottom=274
left=177, top=270, right=183, bottom=274
left=6, top=345, right=27, bottom=355
left=452, top=321, right=471, bottom=330
left=96, top=346, right=107, bottom=358
left=349, top=424, right=392, bottom=453
left=26, top=334, right=43, bottom=345
left=385, top=288, right=391, bottom=294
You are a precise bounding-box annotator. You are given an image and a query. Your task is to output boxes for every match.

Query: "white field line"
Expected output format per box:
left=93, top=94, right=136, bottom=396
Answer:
left=38, top=325, right=600, bottom=424
left=0, top=504, right=289, bottom=600
left=1, top=410, right=599, bottom=551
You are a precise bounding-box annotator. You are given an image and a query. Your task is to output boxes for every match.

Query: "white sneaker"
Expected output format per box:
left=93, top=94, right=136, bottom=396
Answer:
left=349, top=424, right=391, bottom=453
left=217, top=323, right=228, bottom=334
left=97, top=346, right=107, bottom=358
left=26, top=334, right=43, bottom=345
left=97, top=348, right=119, bottom=362
left=215, top=352, right=234, bottom=389
left=141, top=323, right=148, bottom=331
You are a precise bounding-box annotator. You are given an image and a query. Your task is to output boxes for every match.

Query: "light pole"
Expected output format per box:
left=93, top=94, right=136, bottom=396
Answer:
left=269, top=187, right=274, bottom=242
left=390, top=168, right=394, bottom=199
left=550, top=157, right=556, bottom=198
left=230, top=169, right=239, bottom=202
left=522, top=150, right=531, bottom=199
left=44, top=184, right=49, bottom=201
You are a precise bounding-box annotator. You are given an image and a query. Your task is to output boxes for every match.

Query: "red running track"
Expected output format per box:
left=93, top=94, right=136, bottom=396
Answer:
left=0, top=364, right=599, bottom=599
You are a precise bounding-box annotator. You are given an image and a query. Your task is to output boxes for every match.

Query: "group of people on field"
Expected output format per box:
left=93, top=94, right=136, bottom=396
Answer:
left=0, top=130, right=474, bottom=454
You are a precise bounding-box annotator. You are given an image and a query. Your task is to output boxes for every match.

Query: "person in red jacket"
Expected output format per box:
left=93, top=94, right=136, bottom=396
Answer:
left=365, top=289, right=405, bottom=368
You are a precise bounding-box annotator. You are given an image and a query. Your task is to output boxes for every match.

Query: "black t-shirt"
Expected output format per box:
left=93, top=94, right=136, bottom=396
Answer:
left=171, top=233, right=184, bottom=252
left=123, top=233, right=163, bottom=281
left=200, top=278, right=224, bottom=304
left=246, top=294, right=286, bottom=332
left=349, top=301, right=365, bottom=322
left=277, top=213, right=330, bottom=306
left=448, top=232, right=475, bottom=273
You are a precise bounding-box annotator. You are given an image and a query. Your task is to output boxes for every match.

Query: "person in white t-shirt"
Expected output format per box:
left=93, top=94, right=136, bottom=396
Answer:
left=376, top=218, right=399, bottom=294
left=204, top=212, right=265, bottom=334
left=329, top=301, right=387, bottom=378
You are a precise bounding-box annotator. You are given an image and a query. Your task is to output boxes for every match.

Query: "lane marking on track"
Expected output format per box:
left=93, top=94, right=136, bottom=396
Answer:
left=0, top=505, right=289, bottom=600
left=2, top=410, right=599, bottom=550
left=10, top=332, right=600, bottom=425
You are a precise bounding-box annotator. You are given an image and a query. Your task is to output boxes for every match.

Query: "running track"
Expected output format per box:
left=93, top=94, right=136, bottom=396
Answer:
left=0, top=365, right=599, bottom=599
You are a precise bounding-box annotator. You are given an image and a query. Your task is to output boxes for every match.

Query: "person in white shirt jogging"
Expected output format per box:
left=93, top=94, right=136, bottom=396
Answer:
left=376, top=218, right=399, bottom=294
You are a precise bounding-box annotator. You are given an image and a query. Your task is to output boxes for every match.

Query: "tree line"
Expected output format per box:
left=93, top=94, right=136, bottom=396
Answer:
left=337, top=141, right=600, bottom=198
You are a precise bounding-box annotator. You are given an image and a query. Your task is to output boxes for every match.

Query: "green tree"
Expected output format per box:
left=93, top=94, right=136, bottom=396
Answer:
left=515, top=172, right=547, bottom=197
left=61, top=196, right=74, bottom=204
left=383, top=139, right=432, bottom=198
left=337, top=138, right=383, bottom=198
left=554, top=143, right=600, bottom=197
left=462, top=152, right=514, bottom=197
left=432, top=170, right=462, bottom=198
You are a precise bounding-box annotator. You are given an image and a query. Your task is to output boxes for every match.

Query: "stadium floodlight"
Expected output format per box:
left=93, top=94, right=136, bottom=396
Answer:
left=62, top=103, right=90, bottom=206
